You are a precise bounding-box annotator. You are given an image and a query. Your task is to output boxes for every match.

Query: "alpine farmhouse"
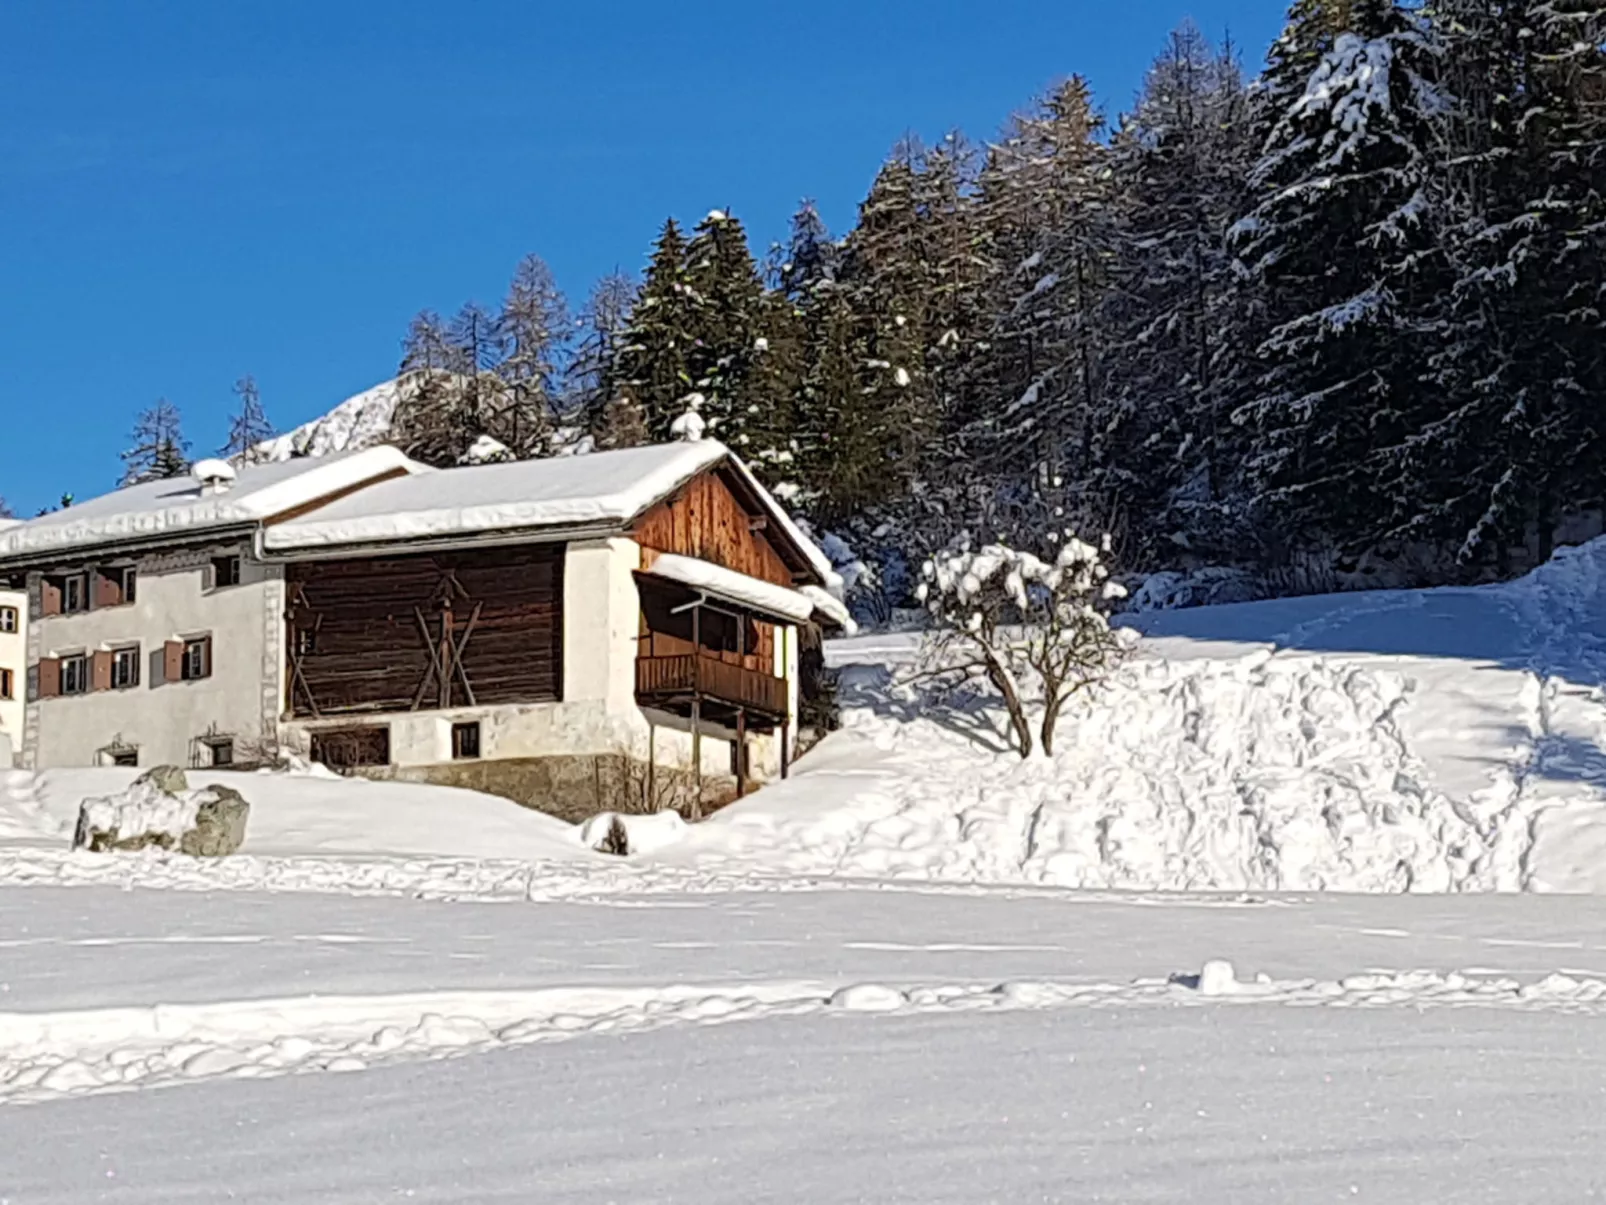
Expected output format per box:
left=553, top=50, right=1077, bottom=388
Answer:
left=0, top=442, right=845, bottom=817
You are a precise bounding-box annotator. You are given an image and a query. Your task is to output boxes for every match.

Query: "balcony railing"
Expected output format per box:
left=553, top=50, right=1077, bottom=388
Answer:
left=636, top=652, right=788, bottom=719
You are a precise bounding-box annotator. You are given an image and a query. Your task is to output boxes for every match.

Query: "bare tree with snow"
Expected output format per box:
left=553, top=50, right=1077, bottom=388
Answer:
left=916, top=532, right=1128, bottom=758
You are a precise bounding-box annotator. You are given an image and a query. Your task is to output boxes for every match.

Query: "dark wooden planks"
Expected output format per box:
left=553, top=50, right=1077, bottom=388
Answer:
left=287, top=546, right=564, bottom=718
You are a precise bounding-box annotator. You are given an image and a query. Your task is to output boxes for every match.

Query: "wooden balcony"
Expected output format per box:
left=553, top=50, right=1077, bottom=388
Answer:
left=636, top=652, right=789, bottom=723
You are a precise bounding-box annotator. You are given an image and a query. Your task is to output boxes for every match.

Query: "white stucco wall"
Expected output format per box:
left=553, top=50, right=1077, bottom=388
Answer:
left=0, top=588, right=26, bottom=766
left=25, top=544, right=283, bottom=769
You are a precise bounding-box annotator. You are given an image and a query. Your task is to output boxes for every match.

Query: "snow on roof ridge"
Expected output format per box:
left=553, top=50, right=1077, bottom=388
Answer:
left=0, top=446, right=424, bottom=563
left=264, top=440, right=731, bottom=552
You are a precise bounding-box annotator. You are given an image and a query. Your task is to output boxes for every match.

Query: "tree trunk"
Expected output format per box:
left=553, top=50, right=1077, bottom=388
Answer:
left=984, top=651, right=1033, bottom=759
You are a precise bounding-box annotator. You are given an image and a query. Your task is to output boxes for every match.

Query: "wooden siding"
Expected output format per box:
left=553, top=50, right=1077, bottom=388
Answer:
left=633, top=468, right=795, bottom=588
left=286, top=546, right=563, bottom=719
left=637, top=578, right=775, bottom=673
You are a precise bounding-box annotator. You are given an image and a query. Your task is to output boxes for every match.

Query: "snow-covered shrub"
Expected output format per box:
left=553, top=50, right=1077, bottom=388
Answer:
left=916, top=533, right=1130, bottom=757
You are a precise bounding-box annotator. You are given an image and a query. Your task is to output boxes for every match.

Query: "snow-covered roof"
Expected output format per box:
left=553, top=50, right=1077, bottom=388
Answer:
left=643, top=553, right=817, bottom=624
left=263, top=442, right=835, bottom=586
left=0, top=447, right=421, bottom=564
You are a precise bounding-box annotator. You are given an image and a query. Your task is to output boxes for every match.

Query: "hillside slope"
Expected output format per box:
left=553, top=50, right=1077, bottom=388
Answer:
left=672, top=537, right=1606, bottom=893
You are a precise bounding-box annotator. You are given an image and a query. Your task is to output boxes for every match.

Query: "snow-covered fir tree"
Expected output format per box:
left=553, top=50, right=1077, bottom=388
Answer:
left=613, top=219, right=698, bottom=440
left=1230, top=0, right=1446, bottom=559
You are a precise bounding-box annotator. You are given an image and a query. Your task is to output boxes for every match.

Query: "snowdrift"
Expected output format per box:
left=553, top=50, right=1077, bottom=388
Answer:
left=676, top=535, right=1606, bottom=893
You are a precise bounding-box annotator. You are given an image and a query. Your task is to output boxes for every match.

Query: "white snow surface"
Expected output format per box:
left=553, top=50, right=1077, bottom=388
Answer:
left=646, top=552, right=817, bottom=622
left=0, top=447, right=421, bottom=561
left=5, top=885, right=1606, bottom=1200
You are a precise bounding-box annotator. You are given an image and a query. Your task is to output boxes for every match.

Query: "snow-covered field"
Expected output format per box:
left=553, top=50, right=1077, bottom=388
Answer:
left=7, top=544, right=1606, bottom=1199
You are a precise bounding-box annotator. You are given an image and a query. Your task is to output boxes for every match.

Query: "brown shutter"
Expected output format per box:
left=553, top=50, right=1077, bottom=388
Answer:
left=93, top=569, right=121, bottom=609
left=163, top=640, right=184, bottom=684
left=91, top=649, right=113, bottom=692
left=36, top=658, right=61, bottom=699
left=39, top=578, right=61, bottom=617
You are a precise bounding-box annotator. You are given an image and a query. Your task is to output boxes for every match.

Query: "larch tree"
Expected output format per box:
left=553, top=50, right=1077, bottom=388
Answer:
left=221, top=375, right=275, bottom=462
left=121, top=399, right=191, bottom=485
left=495, top=254, right=570, bottom=458
left=1100, top=27, right=1254, bottom=558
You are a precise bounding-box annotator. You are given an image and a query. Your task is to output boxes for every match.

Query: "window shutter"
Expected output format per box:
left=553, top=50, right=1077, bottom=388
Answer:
left=93, top=569, right=121, bottom=609
left=39, top=578, right=61, bottom=617
left=36, top=658, right=61, bottom=699
left=163, top=640, right=184, bottom=684
left=91, top=649, right=113, bottom=692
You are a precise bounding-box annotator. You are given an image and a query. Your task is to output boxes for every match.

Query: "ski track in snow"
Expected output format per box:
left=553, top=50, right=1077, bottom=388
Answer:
left=10, top=965, right=1606, bottom=1106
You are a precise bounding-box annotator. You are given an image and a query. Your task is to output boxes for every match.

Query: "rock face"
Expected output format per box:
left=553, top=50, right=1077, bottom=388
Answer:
left=180, top=786, right=250, bottom=857
left=73, top=767, right=249, bottom=857
left=138, top=764, right=189, bottom=795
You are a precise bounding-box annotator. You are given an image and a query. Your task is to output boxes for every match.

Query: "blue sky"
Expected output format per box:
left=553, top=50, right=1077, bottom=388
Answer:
left=0, top=1, right=1286, bottom=516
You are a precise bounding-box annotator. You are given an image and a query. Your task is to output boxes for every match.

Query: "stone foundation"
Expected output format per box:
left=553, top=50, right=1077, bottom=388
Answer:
left=351, top=753, right=742, bottom=823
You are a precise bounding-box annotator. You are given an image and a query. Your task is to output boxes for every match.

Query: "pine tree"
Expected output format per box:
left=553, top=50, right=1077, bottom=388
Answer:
left=776, top=200, right=840, bottom=301
left=613, top=219, right=698, bottom=439
left=495, top=255, right=569, bottom=457
left=221, top=375, right=275, bottom=462
left=1405, top=0, right=1606, bottom=566
left=121, top=400, right=191, bottom=485
left=1100, top=28, right=1254, bottom=558
left=1230, top=0, right=1445, bottom=558
left=969, top=79, right=1116, bottom=498
left=839, top=149, right=939, bottom=486
left=681, top=209, right=778, bottom=451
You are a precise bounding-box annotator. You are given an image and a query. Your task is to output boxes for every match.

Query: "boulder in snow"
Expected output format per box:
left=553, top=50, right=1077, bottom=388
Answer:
left=72, top=768, right=250, bottom=857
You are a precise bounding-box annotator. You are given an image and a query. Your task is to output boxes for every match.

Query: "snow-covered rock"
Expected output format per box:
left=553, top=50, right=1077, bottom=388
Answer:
left=579, top=810, right=688, bottom=857
left=72, top=767, right=249, bottom=857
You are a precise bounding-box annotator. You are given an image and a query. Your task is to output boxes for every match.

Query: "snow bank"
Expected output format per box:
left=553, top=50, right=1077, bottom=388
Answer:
left=3, top=767, right=586, bottom=863
left=78, top=778, right=200, bottom=846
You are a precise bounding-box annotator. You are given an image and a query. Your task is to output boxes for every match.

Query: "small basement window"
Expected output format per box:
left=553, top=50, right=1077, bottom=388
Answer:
left=0, top=668, right=13, bottom=700
left=451, top=721, right=481, bottom=760
left=109, top=749, right=139, bottom=767
left=203, top=737, right=234, bottom=767
left=60, top=653, right=88, bottom=695
left=211, top=556, right=242, bottom=590
left=309, top=726, right=391, bottom=774
left=0, top=606, right=17, bottom=633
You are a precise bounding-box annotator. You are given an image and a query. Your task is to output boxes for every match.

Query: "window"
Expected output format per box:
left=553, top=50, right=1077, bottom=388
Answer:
left=182, top=636, right=212, bottom=681
left=120, top=568, right=138, bottom=604
left=0, top=668, right=13, bottom=700
left=211, top=556, right=242, bottom=590
left=309, top=726, right=390, bottom=773
left=203, top=737, right=234, bottom=767
left=111, top=644, right=141, bottom=690
left=451, top=721, right=481, bottom=760
left=62, top=574, right=87, bottom=614
left=109, top=749, right=138, bottom=767
left=61, top=654, right=88, bottom=695
left=0, top=606, right=16, bottom=633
